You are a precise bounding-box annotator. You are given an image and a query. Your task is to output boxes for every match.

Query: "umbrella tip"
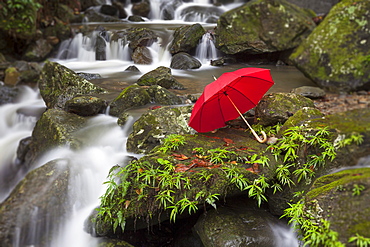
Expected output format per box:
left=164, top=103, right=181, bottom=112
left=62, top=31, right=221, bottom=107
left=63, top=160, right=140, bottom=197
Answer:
left=212, top=75, right=217, bottom=80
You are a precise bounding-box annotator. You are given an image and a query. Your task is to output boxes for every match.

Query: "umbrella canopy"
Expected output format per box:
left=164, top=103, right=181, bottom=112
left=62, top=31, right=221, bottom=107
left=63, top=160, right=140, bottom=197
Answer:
left=188, top=67, right=274, bottom=139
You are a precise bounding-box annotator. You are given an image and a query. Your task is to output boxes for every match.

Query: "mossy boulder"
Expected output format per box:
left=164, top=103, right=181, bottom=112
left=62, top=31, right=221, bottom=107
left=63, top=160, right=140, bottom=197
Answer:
left=169, top=23, right=206, bottom=55
left=194, top=198, right=286, bottom=247
left=290, top=0, right=370, bottom=92
left=136, top=66, right=185, bottom=89
left=146, top=85, right=183, bottom=105
left=0, top=159, right=71, bottom=247
left=281, top=107, right=324, bottom=131
left=23, top=39, right=53, bottom=62
left=38, top=61, right=107, bottom=109
left=65, top=95, right=108, bottom=116
left=108, top=84, right=151, bottom=117
left=255, top=92, right=315, bottom=126
left=126, top=105, right=195, bottom=154
left=303, top=167, right=370, bottom=243
left=215, top=0, right=316, bottom=55
left=268, top=107, right=370, bottom=215
left=23, top=109, right=87, bottom=168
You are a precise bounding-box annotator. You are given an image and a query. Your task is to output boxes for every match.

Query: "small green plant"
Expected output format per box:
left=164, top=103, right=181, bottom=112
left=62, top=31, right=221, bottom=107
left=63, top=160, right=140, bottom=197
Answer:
left=352, top=184, right=365, bottom=196
left=158, top=134, right=187, bottom=153
left=207, top=147, right=235, bottom=164
left=349, top=233, right=370, bottom=247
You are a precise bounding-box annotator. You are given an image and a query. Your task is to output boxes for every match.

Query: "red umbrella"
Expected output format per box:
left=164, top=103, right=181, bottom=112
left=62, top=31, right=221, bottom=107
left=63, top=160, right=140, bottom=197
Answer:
left=188, top=67, right=274, bottom=143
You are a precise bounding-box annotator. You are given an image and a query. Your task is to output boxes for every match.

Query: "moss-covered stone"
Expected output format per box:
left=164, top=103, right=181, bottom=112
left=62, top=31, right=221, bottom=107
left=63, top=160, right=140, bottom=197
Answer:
left=126, top=105, right=195, bottom=154
left=281, top=107, right=324, bottom=131
left=147, top=85, right=183, bottom=105
left=169, top=24, right=206, bottom=55
left=215, top=0, right=316, bottom=54
left=0, top=159, right=71, bottom=247
left=304, top=167, right=370, bottom=242
left=255, top=92, right=315, bottom=126
left=108, top=84, right=151, bottom=117
left=38, top=61, right=107, bottom=109
left=290, top=0, right=370, bottom=92
left=24, top=109, right=87, bottom=167
left=65, top=95, right=107, bottom=116
left=136, top=66, right=185, bottom=90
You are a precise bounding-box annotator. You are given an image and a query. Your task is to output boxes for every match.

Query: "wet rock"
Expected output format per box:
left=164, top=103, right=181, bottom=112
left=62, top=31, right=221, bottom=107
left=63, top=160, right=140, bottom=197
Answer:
left=128, top=15, right=146, bottom=22
left=291, top=86, right=326, bottom=99
left=210, top=58, right=225, bottom=66
left=84, top=6, right=123, bottom=22
left=287, top=0, right=339, bottom=14
left=65, top=95, right=107, bottom=116
left=215, top=0, right=316, bottom=55
left=112, top=1, right=128, bottom=19
left=80, top=0, right=106, bottom=11
left=108, top=84, right=151, bottom=117
left=255, top=93, right=315, bottom=126
left=23, top=38, right=53, bottom=62
left=125, top=65, right=140, bottom=72
left=147, top=85, right=183, bottom=105
left=125, top=27, right=158, bottom=50
left=126, top=105, right=195, bottom=154
left=194, top=198, right=290, bottom=247
left=38, top=61, right=107, bottom=109
left=303, top=167, right=370, bottom=243
left=160, top=0, right=183, bottom=20
left=0, top=84, right=18, bottom=105
left=131, top=1, right=150, bottom=17
left=23, top=109, right=87, bottom=168
left=170, top=52, right=202, bottom=70
left=137, top=66, right=185, bottom=89
left=0, top=159, right=71, bottom=247
left=77, top=72, right=102, bottom=80
left=95, top=34, right=107, bottom=60
left=169, top=24, right=206, bottom=55
left=290, top=0, right=370, bottom=92
left=132, top=46, right=153, bottom=64
left=100, top=4, right=118, bottom=17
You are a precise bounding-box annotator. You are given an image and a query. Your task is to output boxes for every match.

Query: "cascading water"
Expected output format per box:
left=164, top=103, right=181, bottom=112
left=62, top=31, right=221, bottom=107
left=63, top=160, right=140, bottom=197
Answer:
left=195, top=32, right=219, bottom=64
left=0, top=86, right=45, bottom=203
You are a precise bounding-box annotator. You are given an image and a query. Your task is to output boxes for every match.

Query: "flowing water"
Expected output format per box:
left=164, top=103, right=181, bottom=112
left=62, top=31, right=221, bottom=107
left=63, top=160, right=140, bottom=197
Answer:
left=0, top=0, right=316, bottom=246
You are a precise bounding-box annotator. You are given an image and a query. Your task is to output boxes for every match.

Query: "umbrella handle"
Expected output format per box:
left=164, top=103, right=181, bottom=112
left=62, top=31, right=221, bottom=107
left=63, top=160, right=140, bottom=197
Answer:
left=250, top=129, right=267, bottom=143
left=225, top=94, right=268, bottom=143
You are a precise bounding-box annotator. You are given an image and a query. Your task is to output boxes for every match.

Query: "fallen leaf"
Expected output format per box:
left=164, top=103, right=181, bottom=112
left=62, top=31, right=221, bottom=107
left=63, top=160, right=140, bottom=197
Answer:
left=172, top=153, right=190, bottom=160
left=125, top=200, right=130, bottom=209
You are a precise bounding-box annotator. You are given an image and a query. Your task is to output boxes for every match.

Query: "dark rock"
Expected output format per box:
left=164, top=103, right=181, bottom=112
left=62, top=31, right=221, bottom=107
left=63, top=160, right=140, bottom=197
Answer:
left=100, top=4, right=118, bottom=16
left=210, top=58, right=225, bottom=66
left=128, top=15, right=146, bottom=22
left=137, top=66, right=185, bottom=89
left=80, top=0, right=106, bottom=11
left=194, top=198, right=290, bottom=247
left=112, top=1, right=128, bottom=19
left=131, top=1, right=150, bottom=17
left=124, top=27, right=158, bottom=50
left=65, top=95, right=107, bottom=116
left=215, top=0, right=316, bottom=55
left=16, top=137, right=32, bottom=165
left=286, top=0, right=339, bottom=14
left=255, top=92, right=315, bottom=126
left=38, top=61, right=107, bottom=109
left=170, top=52, right=202, bottom=70
left=132, top=46, right=152, bottom=64
left=169, top=24, right=206, bottom=55
left=0, top=84, right=18, bottom=105
left=126, top=105, right=195, bottom=154
left=291, top=86, right=326, bottom=99
left=23, top=39, right=53, bottom=62
left=290, top=0, right=370, bottom=92
left=95, top=34, right=107, bottom=60
left=125, top=65, right=140, bottom=72
left=77, top=72, right=102, bottom=80
left=0, top=159, right=71, bottom=247
left=84, top=6, right=123, bottom=22
left=160, top=0, right=183, bottom=20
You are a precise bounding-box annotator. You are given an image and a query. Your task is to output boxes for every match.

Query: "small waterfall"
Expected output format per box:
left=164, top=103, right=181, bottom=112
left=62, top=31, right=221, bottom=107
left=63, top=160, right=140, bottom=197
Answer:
left=270, top=223, right=300, bottom=247
left=196, top=32, right=219, bottom=63
left=0, top=86, right=45, bottom=202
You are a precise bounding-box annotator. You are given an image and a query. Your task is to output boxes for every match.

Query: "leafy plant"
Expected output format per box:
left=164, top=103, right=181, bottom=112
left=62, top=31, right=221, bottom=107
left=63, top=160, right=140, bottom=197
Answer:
left=349, top=234, right=370, bottom=247
left=352, top=184, right=365, bottom=196
left=158, top=134, right=187, bottom=153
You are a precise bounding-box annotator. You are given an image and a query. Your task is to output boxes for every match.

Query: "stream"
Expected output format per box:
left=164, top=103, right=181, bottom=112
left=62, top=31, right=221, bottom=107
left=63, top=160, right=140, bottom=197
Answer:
left=0, top=0, right=316, bottom=246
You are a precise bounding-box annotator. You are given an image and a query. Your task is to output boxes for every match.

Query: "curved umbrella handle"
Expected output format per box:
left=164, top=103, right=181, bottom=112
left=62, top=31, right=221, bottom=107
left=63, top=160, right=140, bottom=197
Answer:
left=250, top=129, right=267, bottom=143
